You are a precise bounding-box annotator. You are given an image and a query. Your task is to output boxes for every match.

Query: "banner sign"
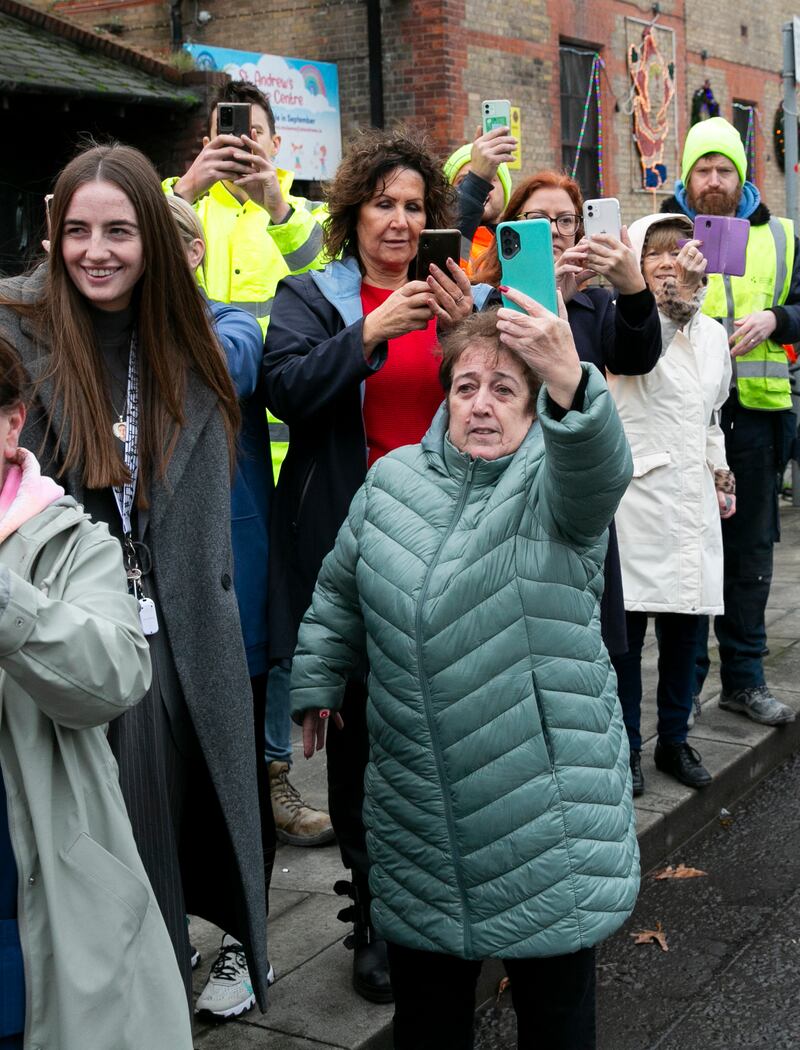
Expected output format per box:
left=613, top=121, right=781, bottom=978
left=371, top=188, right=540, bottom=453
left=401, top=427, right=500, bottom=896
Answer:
left=185, top=44, right=342, bottom=180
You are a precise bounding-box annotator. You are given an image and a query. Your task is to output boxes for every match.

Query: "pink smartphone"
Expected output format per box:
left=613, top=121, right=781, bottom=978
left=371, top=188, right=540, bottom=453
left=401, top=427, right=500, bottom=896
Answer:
left=692, top=215, right=749, bottom=276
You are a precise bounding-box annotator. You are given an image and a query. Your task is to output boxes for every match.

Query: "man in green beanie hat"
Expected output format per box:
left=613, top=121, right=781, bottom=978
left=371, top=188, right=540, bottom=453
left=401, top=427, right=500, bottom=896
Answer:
left=661, top=115, right=799, bottom=728
left=444, top=125, right=516, bottom=274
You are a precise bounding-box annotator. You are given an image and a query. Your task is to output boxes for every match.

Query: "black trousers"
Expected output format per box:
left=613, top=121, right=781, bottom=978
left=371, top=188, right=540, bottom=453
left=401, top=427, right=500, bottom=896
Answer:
left=695, top=400, right=789, bottom=694
left=387, top=942, right=596, bottom=1050
left=325, top=677, right=371, bottom=886
left=614, top=612, right=700, bottom=752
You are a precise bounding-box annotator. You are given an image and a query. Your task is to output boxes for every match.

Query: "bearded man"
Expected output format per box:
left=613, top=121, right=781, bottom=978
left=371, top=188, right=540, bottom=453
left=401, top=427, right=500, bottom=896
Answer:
left=662, top=116, right=799, bottom=727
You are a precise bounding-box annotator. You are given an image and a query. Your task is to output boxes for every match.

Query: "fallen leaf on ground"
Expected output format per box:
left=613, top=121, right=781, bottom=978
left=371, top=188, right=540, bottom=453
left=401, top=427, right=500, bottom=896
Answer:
left=652, top=863, right=707, bottom=880
left=630, top=920, right=669, bottom=951
left=495, top=976, right=511, bottom=1004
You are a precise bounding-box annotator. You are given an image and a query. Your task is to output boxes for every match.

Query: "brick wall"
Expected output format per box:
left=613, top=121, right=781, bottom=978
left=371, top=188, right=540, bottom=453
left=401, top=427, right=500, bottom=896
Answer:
left=30, top=0, right=796, bottom=218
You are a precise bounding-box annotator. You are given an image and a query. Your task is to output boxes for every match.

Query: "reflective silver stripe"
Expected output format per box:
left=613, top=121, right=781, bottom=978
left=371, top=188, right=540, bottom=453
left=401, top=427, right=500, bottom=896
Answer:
left=769, top=218, right=788, bottom=306
left=269, top=421, right=290, bottom=444
left=303, top=199, right=325, bottom=212
left=736, top=359, right=791, bottom=379
left=461, top=235, right=473, bottom=262
left=230, top=298, right=273, bottom=319
left=721, top=275, right=736, bottom=337
left=283, top=224, right=324, bottom=272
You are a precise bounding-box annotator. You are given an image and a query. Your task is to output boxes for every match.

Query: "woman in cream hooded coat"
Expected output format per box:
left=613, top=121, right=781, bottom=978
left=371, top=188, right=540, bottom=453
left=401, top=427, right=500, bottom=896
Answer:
left=608, top=213, right=735, bottom=796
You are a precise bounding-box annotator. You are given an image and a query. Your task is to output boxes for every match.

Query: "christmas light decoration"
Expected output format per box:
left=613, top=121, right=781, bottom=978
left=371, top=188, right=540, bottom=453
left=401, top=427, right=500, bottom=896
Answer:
left=570, top=53, right=605, bottom=195
left=690, top=80, right=719, bottom=126
left=773, top=102, right=799, bottom=173
left=628, top=26, right=675, bottom=190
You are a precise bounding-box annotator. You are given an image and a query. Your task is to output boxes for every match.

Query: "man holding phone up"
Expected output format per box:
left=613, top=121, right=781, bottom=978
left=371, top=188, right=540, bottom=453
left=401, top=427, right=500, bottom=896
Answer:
left=661, top=116, right=799, bottom=727
left=444, top=125, right=517, bottom=274
left=164, top=81, right=326, bottom=323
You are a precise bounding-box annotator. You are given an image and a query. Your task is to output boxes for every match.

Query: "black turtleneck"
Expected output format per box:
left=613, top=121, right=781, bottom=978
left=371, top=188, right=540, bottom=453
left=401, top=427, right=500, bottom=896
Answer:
left=89, top=302, right=135, bottom=418
left=82, top=303, right=137, bottom=543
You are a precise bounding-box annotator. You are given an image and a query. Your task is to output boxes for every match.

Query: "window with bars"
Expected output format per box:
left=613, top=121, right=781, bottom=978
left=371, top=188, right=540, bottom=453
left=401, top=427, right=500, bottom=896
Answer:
left=560, top=45, right=601, bottom=199
left=732, top=101, right=757, bottom=183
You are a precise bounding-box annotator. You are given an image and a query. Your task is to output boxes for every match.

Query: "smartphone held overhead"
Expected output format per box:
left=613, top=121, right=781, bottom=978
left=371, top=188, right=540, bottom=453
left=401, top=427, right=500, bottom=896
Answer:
left=482, top=99, right=512, bottom=135
left=497, top=219, right=558, bottom=315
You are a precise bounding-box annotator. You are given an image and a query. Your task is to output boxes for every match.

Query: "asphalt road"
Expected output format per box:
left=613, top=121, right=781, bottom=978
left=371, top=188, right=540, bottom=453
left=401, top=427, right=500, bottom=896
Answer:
left=474, top=749, right=800, bottom=1050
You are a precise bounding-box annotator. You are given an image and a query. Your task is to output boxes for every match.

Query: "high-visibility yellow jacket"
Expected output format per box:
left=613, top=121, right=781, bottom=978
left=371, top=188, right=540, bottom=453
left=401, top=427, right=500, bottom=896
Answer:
left=704, top=217, right=794, bottom=411
left=163, top=169, right=327, bottom=477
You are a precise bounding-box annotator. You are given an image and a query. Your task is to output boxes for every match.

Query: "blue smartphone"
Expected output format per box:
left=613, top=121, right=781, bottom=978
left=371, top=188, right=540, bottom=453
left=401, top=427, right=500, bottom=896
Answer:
left=497, top=219, right=558, bottom=315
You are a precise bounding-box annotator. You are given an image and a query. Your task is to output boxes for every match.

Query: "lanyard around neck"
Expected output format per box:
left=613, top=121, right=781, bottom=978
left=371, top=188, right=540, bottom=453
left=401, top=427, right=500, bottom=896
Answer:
left=111, top=333, right=140, bottom=540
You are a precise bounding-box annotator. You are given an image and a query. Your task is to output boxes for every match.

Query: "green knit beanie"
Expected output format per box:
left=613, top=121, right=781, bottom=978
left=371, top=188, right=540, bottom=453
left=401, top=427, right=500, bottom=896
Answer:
left=681, top=117, right=747, bottom=186
left=443, top=143, right=512, bottom=207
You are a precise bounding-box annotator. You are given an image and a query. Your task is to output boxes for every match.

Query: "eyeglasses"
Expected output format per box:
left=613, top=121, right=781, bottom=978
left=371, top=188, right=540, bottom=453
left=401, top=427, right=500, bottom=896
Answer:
left=517, top=211, right=581, bottom=235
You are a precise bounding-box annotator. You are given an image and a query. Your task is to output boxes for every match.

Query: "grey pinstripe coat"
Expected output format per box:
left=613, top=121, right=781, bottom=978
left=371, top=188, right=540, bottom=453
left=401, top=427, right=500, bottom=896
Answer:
left=0, top=265, right=270, bottom=1008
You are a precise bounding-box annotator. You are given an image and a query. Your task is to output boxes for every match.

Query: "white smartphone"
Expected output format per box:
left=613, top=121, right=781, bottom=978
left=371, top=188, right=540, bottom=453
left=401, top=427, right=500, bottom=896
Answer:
left=482, top=99, right=512, bottom=134
left=582, top=198, right=622, bottom=240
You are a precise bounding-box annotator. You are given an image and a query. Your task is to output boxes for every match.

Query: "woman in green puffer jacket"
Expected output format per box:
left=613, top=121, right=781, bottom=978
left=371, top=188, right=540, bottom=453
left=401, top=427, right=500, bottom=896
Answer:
left=291, top=289, right=639, bottom=1050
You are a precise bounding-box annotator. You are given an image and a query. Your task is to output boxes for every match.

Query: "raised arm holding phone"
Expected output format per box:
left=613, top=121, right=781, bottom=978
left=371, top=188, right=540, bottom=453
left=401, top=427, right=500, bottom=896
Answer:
left=474, top=170, right=661, bottom=661
left=444, top=113, right=517, bottom=273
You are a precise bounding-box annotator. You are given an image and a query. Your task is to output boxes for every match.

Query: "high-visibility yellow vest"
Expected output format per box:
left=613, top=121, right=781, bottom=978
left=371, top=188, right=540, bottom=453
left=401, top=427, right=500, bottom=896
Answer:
left=703, top=217, right=794, bottom=411
left=162, top=171, right=328, bottom=478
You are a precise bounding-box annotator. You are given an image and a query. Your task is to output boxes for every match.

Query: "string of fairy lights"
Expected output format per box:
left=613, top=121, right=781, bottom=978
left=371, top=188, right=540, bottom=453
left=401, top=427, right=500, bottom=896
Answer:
left=569, top=51, right=605, bottom=195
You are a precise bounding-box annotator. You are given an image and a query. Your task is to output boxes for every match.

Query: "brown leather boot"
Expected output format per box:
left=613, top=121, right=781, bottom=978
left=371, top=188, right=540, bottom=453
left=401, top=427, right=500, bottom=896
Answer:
left=269, top=761, right=335, bottom=846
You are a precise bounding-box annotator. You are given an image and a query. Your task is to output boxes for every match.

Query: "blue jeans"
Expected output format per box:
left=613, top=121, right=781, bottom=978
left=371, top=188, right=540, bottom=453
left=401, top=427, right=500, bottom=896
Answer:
left=264, top=662, right=293, bottom=766
left=694, top=400, right=785, bottom=695
left=614, top=612, right=700, bottom=752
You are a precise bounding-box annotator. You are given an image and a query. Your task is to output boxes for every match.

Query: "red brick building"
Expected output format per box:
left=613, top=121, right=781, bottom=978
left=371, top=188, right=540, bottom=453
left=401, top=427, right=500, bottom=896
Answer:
left=13, top=0, right=800, bottom=221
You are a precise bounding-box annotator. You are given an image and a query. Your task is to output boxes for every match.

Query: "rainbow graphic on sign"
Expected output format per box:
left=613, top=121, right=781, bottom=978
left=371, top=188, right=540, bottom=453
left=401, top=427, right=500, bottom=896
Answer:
left=184, top=45, right=342, bottom=180
left=299, top=64, right=327, bottom=98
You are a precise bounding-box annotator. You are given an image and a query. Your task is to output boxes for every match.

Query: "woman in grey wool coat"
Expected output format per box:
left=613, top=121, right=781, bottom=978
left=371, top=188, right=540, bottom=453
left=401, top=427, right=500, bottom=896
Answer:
left=0, top=143, right=270, bottom=1020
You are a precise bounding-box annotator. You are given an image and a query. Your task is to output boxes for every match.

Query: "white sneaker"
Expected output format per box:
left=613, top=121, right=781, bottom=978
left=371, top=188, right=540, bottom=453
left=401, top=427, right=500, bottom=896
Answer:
left=195, top=934, right=272, bottom=1020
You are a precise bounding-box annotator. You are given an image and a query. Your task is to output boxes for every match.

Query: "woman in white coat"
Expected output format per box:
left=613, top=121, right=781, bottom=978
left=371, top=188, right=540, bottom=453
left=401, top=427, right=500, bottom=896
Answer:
left=609, top=213, right=736, bottom=796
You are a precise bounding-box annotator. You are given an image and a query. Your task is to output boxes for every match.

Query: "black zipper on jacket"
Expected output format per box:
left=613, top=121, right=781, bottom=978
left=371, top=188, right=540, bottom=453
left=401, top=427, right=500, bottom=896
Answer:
left=414, top=458, right=475, bottom=957
left=293, top=461, right=317, bottom=532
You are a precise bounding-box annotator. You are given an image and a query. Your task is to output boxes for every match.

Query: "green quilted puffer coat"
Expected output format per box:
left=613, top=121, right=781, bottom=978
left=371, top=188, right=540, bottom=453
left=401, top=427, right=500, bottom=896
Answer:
left=292, top=364, right=640, bottom=960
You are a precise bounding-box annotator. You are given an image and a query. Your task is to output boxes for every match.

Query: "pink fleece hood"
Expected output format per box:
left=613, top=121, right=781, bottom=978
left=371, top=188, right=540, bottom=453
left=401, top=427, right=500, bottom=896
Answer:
left=0, top=448, right=65, bottom=544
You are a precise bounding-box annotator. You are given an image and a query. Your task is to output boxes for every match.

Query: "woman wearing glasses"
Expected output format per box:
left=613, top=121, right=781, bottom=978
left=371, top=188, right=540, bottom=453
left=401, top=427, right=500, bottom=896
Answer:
left=473, top=171, right=661, bottom=382
left=473, top=172, right=661, bottom=706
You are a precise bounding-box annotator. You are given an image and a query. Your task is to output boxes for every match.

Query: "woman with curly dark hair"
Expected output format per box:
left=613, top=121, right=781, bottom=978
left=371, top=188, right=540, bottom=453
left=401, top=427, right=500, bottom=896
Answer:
left=263, top=127, right=490, bottom=1005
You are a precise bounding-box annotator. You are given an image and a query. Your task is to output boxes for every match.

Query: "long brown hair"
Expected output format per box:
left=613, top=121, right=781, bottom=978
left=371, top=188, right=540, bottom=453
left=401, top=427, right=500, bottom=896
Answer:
left=28, top=143, right=239, bottom=500
left=472, top=171, right=584, bottom=286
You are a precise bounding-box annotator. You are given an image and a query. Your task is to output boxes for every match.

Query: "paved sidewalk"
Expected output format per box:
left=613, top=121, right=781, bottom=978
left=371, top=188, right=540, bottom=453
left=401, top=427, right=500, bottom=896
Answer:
left=191, top=504, right=800, bottom=1050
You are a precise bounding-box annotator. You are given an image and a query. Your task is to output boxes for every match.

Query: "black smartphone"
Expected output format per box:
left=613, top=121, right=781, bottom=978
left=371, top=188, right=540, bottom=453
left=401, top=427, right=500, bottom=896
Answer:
left=415, top=229, right=462, bottom=280
left=216, top=102, right=252, bottom=142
